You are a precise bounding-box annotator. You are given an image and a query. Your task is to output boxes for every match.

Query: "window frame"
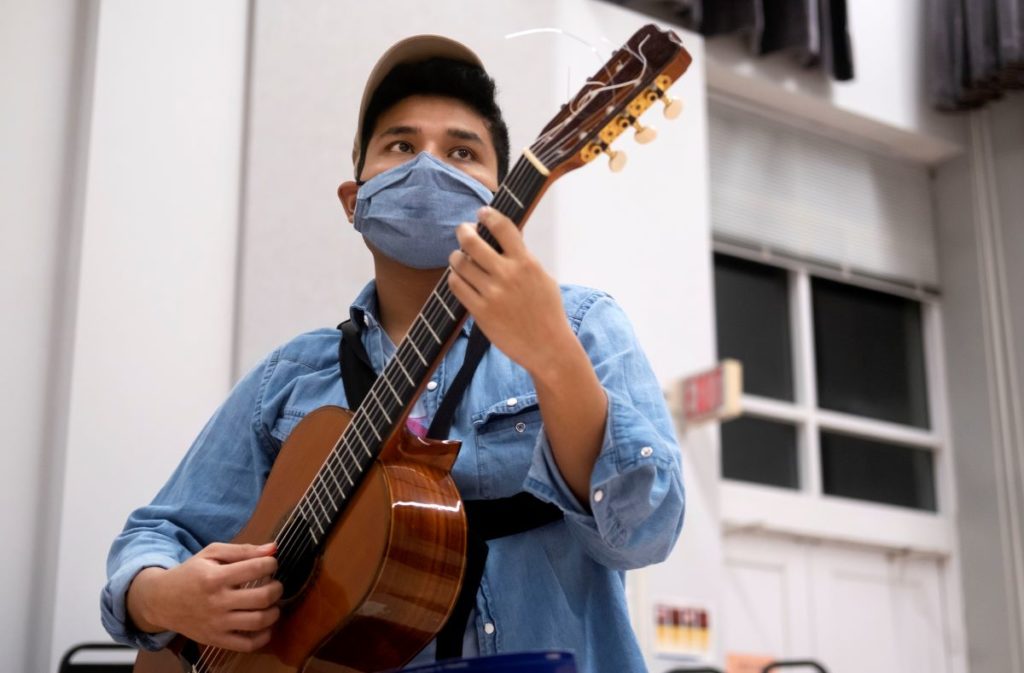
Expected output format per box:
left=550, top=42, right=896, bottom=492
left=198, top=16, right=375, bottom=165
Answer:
left=713, top=240, right=957, bottom=555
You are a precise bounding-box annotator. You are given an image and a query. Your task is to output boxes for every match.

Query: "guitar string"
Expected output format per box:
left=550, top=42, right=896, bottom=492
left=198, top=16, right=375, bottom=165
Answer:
left=198, top=53, right=660, bottom=671
left=247, top=171, right=540, bottom=589
left=196, top=40, right=658, bottom=671
left=261, top=163, right=541, bottom=567
left=198, top=84, right=632, bottom=671
left=263, top=37, right=654, bottom=580
left=194, top=164, right=542, bottom=673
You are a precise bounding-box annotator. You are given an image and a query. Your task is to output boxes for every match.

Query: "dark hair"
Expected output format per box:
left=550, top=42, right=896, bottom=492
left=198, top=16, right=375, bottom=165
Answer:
left=357, top=57, right=510, bottom=182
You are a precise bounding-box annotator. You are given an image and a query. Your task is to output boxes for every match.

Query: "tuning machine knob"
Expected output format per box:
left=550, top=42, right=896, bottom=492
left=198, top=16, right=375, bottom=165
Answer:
left=662, top=95, right=684, bottom=119
left=607, top=148, right=628, bottom=172
left=633, top=122, right=657, bottom=144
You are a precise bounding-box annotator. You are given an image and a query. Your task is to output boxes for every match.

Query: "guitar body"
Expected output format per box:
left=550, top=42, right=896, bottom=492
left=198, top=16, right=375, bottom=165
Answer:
left=134, top=405, right=467, bottom=673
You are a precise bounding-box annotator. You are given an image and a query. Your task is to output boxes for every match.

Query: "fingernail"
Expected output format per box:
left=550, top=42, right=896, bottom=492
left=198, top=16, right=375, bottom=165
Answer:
left=477, top=206, right=489, bottom=218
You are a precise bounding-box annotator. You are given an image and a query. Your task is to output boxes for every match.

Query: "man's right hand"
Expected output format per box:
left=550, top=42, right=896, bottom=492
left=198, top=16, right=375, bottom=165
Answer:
left=126, top=542, right=283, bottom=652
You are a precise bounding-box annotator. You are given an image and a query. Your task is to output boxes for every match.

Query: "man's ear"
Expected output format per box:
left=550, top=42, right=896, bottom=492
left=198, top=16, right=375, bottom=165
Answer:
left=337, top=181, right=359, bottom=223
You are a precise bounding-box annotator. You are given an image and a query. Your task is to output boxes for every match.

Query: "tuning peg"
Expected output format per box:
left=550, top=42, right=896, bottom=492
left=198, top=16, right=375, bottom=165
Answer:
left=607, top=148, right=628, bottom=172
left=633, top=122, right=658, bottom=144
left=662, top=95, right=684, bottom=120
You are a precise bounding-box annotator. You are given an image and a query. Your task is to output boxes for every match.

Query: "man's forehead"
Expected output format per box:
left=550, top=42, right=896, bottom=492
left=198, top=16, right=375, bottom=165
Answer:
left=375, top=124, right=485, bottom=144
left=371, top=95, right=489, bottom=135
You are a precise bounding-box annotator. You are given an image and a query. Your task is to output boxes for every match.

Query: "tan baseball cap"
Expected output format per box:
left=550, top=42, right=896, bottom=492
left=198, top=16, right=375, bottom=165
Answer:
left=352, top=34, right=485, bottom=171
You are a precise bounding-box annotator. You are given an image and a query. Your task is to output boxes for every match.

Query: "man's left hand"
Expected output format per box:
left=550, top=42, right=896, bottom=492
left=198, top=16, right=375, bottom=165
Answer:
left=447, top=206, right=574, bottom=377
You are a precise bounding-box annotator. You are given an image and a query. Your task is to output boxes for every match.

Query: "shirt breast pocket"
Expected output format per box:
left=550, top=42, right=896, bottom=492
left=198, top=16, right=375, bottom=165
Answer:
left=473, top=393, right=543, bottom=499
left=270, top=410, right=305, bottom=445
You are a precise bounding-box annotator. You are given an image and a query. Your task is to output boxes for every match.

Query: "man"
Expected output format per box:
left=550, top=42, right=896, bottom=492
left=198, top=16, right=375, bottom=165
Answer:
left=102, top=35, right=684, bottom=672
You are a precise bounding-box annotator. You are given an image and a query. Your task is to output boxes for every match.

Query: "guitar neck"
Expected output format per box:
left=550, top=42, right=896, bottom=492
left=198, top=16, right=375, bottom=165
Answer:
left=283, top=21, right=692, bottom=545
left=294, top=154, right=549, bottom=535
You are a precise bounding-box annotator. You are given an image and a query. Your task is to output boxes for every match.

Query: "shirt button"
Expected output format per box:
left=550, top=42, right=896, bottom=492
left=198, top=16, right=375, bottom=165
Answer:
left=506, top=397, right=517, bottom=407
left=426, top=380, right=438, bottom=391
left=515, top=422, right=526, bottom=433
left=640, top=446, right=653, bottom=458
left=483, top=622, right=496, bottom=635
left=593, top=489, right=605, bottom=503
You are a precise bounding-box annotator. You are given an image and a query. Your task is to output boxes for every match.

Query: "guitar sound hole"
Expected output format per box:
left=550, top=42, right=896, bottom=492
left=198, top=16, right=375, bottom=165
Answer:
left=275, top=515, right=319, bottom=602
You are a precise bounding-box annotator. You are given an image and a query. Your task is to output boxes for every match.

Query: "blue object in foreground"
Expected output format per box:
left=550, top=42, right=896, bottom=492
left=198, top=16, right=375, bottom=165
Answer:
left=398, top=652, right=578, bottom=672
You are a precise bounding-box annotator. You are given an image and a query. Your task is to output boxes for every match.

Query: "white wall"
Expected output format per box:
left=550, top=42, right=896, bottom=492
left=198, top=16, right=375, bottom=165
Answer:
left=0, top=2, right=88, bottom=671
left=935, top=92, right=1024, bottom=673
left=46, top=1, right=248, bottom=670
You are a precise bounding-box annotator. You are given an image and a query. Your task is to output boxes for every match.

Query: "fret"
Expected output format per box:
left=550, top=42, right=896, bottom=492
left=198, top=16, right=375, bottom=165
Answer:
left=301, top=500, right=325, bottom=537
left=382, top=372, right=403, bottom=405
left=320, top=457, right=344, bottom=495
left=408, top=339, right=428, bottom=366
left=434, top=288, right=457, bottom=320
left=336, top=454, right=355, bottom=486
left=363, top=417, right=382, bottom=441
left=393, top=355, right=415, bottom=386
left=368, top=387, right=392, bottom=424
left=351, top=421, right=377, bottom=453
left=498, top=182, right=525, bottom=211
left=310, top=485, right=333, bottom=521
left=423, top=318, right=442, bottom=344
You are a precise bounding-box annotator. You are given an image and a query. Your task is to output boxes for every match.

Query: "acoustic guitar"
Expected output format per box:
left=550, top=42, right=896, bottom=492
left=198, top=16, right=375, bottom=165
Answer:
left=134, top=23, right=692, bottom=673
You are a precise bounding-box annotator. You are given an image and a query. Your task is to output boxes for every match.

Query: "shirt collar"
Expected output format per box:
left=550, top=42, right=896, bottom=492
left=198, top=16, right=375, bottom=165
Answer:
left=349, top=279, right=473, bottom=336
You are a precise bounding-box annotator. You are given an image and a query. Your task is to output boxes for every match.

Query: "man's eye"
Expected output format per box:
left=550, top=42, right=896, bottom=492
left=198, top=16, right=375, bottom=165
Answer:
left=450, top=147, right=475, bottom=161
left=389, top=141, right=413, bottom=153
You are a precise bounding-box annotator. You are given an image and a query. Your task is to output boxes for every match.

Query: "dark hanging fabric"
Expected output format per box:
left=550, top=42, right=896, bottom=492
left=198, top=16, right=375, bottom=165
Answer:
left=605, top=0, right=854, bottom=80
left=929, top=0, right=1024, bottom=110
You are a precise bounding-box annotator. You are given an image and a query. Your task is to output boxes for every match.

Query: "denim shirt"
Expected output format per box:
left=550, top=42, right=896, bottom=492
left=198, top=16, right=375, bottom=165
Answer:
left=102, top=281, right=685, bottom=673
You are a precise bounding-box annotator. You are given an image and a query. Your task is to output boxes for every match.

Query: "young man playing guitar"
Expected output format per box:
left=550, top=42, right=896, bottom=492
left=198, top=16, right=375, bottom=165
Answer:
left=103, top=35, right=685, bottom=673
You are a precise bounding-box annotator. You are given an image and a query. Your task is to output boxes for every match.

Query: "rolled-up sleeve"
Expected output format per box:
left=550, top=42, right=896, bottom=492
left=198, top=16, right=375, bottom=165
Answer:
left=524, top=293, right=685, bottom=570
left=100, top=351, right=281, bottom=649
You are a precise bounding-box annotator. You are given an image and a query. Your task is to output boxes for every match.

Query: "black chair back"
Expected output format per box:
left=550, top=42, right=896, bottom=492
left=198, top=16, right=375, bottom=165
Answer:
left=58, top=643, right=135, bottom=673
left=762, top=661, right=829, bottom=673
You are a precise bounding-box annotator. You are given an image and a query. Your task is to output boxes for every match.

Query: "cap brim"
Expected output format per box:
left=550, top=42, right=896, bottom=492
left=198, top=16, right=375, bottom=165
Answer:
left=352, top=35, right=484, bottom=171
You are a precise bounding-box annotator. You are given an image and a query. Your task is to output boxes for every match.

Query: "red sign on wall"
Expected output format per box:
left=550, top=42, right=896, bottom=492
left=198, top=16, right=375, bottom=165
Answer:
left=680, top=359, right=742, bottom=425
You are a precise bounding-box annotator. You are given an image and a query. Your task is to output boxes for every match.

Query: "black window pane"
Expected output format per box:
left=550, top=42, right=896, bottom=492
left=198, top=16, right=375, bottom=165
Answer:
left=722, top=416, right=799, bottom=489
left=812, top=278, right=930, bottom=428
left=714, top=254, right=794, bottom=400
left=820, top=431, right=937, bottom=511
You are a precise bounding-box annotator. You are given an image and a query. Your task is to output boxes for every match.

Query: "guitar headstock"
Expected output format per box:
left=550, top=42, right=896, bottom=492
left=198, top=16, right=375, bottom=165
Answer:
left=525, top=24, right=692, bottom=178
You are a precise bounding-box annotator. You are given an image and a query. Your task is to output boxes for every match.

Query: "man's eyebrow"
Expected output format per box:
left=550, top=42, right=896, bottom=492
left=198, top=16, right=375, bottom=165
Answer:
left=377, top=125, right=420, bottom=138
left=447, top=128, right=484, bottom=144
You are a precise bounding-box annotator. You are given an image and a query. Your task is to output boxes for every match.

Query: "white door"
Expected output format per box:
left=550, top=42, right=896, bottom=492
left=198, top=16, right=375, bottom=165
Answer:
left=723, top=532, right=951, bottom=673
left=722, top=533, right=814, bottom=659
left=810, top=543, right=950, bottom=673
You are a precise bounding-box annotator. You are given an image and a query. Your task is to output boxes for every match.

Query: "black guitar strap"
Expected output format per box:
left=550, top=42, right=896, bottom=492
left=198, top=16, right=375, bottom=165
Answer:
left=336, top=317, right=563, bottom=659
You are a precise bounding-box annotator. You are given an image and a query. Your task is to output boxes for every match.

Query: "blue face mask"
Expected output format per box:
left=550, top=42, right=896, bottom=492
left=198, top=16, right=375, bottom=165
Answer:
left=353, top=152, right=494, bottom=270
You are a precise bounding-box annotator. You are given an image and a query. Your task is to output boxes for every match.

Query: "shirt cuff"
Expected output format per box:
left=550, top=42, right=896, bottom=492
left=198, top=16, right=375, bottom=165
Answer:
left=101, top=553, right=181, bottom=651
